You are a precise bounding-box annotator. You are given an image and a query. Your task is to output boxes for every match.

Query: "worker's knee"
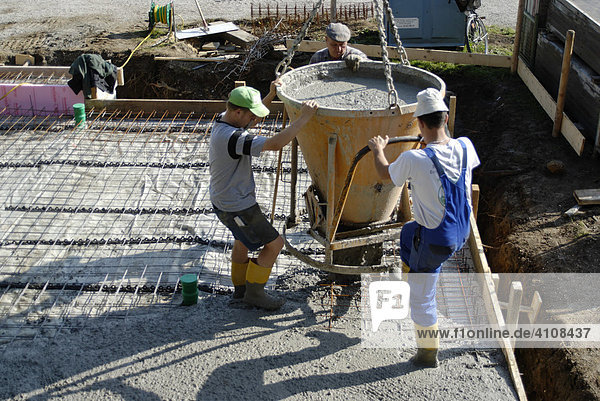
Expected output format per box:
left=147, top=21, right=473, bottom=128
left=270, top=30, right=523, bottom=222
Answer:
left=265, top=235, right=284, bottom=252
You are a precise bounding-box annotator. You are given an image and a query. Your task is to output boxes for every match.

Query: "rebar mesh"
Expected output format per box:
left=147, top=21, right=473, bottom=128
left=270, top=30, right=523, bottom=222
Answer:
left=0, top=107, right=484, bottom=348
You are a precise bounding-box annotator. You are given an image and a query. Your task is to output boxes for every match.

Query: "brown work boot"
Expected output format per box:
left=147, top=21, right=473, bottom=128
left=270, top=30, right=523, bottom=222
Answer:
left=410, top=348, right=439, bottom=368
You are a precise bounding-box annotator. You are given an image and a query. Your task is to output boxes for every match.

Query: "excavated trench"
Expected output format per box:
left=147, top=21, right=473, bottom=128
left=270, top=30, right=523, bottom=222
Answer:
left=35, top=49, right=596, bottom=400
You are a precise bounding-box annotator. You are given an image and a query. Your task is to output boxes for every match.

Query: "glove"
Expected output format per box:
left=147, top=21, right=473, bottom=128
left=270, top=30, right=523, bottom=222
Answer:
left=345, top=54, right=361, bottom=72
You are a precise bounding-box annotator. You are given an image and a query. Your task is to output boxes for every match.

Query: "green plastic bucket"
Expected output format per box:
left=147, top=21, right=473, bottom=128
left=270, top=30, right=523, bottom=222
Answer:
left=73, top=103, right=86, bottom=126
left=180, top=274, right=198, bottom=306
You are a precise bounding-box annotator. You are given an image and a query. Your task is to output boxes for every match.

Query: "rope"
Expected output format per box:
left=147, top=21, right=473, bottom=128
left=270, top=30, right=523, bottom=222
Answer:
left=0, top=83, right=24, bottom=101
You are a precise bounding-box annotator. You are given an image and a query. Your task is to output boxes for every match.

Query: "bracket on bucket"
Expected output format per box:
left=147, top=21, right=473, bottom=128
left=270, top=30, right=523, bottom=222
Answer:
left=283, top=135, right=422, bottom=274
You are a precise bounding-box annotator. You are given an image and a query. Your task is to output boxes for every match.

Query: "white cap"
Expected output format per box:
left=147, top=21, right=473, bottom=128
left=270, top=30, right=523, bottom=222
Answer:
left=413, top=88, right=448, bottom=117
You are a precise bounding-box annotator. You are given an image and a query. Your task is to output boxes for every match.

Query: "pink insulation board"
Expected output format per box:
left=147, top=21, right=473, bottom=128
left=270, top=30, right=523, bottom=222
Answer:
left=0, top=84, right=84, bottom=116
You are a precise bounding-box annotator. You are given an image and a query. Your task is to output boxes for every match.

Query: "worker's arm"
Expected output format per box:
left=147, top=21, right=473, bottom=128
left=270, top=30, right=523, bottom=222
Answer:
left=263, top=100, right=318, bottom=151
left=368, top=135, right=391, bottom=180
left=262, top=79, right=281, bottom=109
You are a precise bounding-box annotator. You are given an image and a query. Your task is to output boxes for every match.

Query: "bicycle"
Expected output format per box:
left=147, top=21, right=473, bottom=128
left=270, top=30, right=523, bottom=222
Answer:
left=465, top=9, right=488, bottom=54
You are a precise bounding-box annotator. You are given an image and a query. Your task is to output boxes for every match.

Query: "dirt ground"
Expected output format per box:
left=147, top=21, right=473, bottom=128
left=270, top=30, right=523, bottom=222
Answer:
left=0, top=8, right=599, bottom=401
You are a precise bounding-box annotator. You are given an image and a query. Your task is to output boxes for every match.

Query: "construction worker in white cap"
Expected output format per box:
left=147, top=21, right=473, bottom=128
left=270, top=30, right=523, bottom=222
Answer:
left=210, top=85, right=318, bottom=310
left=368, top=87, right=480, bottom=367
left=310, top=22, right=368, bottom=71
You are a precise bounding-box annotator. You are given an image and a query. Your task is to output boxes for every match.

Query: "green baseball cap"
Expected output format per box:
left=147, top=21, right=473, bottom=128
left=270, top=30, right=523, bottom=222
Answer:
left=228, top=86, right=270, bottom=118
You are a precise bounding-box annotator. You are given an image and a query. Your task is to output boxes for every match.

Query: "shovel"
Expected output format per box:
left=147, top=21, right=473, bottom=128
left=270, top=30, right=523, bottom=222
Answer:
left=193, top=0, right=211, bottom=31
left=175, top=0, right=239, bottom=40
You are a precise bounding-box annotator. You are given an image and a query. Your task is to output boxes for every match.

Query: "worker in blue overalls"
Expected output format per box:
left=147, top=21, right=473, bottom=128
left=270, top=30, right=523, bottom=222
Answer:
left=368, top=88, right=480, bottom=367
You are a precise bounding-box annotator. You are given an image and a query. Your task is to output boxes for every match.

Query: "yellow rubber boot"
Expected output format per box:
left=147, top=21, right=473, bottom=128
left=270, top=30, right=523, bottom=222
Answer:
left=401, top=261, right=410, bottom=281
left=411, top=322, right=440, bottom=368
left=243, top=260, right=285, bottom=310
left=231, top=260, right=248, bottom=299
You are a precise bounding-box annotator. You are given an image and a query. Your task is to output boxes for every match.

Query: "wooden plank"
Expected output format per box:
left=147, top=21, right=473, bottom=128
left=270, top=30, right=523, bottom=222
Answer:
left=326, top=134, right=337, bottom=244
left=15, top=54, right=34, bottom=66
left=573, top=188, right=600, bottom=205
left=0, top=65, right=70, bottom=75
left=468, top=214, right=528, bottom=401
left=535, top=32, right=600, bottom=136
left=472, top=184, right=480, bottom=219
left=219, top=26, right=258, bottom=49
left=286, top=40, right=512, bottom=68
left=85, top=99, right=285, bottom=115
left=517, top=57, right=585, bottom=155
left=153, top=55, right=240, bottom=62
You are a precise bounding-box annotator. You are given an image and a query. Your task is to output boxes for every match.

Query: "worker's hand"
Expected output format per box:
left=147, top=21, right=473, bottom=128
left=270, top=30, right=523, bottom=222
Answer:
left=345, top=54, right=362, bottom=72
left=299, top=100, right=318, bottom=118
left=368, top=135, right=389, bottom=152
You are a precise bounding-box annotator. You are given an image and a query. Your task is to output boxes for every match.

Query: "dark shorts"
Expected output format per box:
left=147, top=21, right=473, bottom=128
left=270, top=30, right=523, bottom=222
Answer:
left=213, top=203, right=279, bottom=251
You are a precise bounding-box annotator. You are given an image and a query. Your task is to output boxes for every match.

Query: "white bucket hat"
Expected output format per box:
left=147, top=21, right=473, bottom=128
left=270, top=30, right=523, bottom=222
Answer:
left=413, top=88, right=449, bottom=117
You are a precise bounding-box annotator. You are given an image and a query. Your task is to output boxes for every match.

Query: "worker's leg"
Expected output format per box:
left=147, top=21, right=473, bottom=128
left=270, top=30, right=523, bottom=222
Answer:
left=231, top=240, right=249, bottom=299
left=214, top=204, right=281, bottom=306
left=257, top=235, right=283, bottom=269
left=245, top=235, right=285, bottom=310
left=405, top=226, right=456, bottom=368
left=393, top=221, right=418, bottom=281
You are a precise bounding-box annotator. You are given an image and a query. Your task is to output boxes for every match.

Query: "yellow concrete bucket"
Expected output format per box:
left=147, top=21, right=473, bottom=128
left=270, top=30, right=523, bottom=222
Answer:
left=277, top=61, right=446, bottom=227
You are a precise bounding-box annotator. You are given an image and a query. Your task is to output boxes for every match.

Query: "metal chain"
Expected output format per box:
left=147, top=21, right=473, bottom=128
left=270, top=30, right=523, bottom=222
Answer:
left=275, top=0, right=324, bottom=77
left=373, top=0, right=399, bottom=108
left=383, top=0, right=410, bottom=66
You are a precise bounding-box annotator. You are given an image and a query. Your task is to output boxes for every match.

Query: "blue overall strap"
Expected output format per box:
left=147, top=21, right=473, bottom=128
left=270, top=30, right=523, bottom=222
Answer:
left=421, top=140, right=471, bottom=246
left=422, top=140, right=467, bottom=182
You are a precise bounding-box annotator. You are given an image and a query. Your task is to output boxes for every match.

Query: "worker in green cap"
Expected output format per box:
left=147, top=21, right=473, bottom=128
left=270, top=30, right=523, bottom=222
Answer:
left=209, top=84, right=318, bottom=310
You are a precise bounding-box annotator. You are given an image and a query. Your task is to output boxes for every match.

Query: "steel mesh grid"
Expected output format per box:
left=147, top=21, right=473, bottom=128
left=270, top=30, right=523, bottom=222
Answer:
left=0, top=107, right=484, bottom=347
left=0, top=71, right=72, bottom=85
left=0, top=109, right=316, bottom=347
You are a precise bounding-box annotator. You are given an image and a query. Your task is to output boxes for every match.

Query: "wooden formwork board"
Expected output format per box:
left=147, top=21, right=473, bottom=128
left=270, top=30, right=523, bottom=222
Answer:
left=468, top=213, right=528, bottom=401
left=517, top=57, right=585, bottom=155
left=86, top=99, right=285, bottom=116
left=285, top=40, right=513, bottom=68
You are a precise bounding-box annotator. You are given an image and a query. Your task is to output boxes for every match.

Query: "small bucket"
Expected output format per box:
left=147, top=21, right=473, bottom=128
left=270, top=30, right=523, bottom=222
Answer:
left=180, top=274, right=198, bottom=306
left=73, top=103, right=86, bottom=126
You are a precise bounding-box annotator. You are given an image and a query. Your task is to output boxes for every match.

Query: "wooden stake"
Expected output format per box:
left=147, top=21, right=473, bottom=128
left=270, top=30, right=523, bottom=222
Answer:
left=553, top=30, right=575, bottom=138
left=471, top=184, right=480, bottom=219
left=448, top=95, right=457, bottom=137
left=116, top=67, right=125, bottom=86
left=511, top=0, right=527, bottom=74
left=331, top=0, right=337, bottom=22
left=270, top=110, right=288, bottom=224
left=506, top=281, right=523, bottom=326
left=593, top=111, right=600, bottom=158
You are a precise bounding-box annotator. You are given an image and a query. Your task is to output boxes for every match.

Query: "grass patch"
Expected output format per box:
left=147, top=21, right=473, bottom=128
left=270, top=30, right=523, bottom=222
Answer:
left=486, top=24, right=515, bottom=56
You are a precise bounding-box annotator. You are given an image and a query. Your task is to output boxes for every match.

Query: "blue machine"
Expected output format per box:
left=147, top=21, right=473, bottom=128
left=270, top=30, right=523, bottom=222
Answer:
left=386, top=0, right=466, bottom=48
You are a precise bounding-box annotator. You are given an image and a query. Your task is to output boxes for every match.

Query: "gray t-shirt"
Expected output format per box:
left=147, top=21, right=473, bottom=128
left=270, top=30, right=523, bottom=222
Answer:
left=209, top=114, right=267, bottom=212
left=309, top=46, right=368, bottom=64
